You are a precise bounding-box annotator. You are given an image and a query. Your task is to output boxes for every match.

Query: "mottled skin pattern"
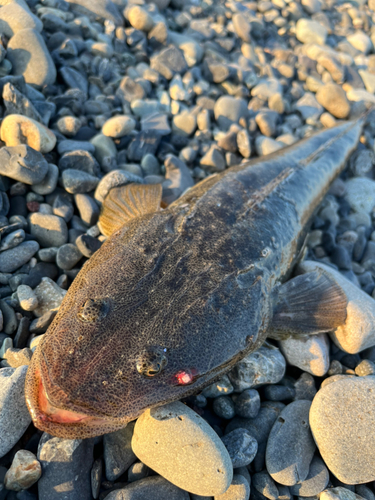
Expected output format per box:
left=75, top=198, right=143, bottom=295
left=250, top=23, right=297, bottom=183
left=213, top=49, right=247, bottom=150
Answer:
left=25, top=120, right=363, bottom=438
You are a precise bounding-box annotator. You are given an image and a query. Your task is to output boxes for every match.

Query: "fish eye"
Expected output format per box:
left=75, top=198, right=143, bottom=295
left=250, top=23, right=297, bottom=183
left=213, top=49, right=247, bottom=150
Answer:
left=77, top=298, right=110, bottom=323
left=136, top=346, right=168, bottom=378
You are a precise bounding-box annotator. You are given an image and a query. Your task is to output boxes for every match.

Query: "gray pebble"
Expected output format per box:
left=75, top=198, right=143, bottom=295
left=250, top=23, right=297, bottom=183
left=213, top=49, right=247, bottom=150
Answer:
left=0, top=145, right=48, bottom=185
left=56, top=244, right=82, bottom=271
left=95, top=170, right=143, bottom=204
left=74, top=194, right=99, bottom=226
left=57, top=140, right=96, bottom=155
left=103, top=422, right=137, bottom=481
left=289, top=456, right=329, bottom=497
left=221, top=428, right=258, bottom=468
left=61, top=169, right=99, bottom=194
left=266, top=400, right=316, bottom=485
left=31, top=163, right=59, bottom=196
left=213, top=396, right=236, bottom=420
left=214, top=96, right=248, bottom=130
left=228, top=344, right=286, bottom=392
left=38, top=434, right=94, bottom=500
left=214, top=474, right=250, bottom=500
left=91, top=458, right=102, bottom=500
left=0, top=241, right=39, bottom=273
left=127, top=462, right=152, bottom=483
left=76, top=234, right=102, bottom=258
left=104, top=476, right=190, bottom=500
left=29, top=213, right=68, bottom=247
left=59, top=150, right=100, bottom=177
left=202, top=375, right=234, bottom=398
left=0, top=366, right=31, bottom=458
left=233, top=389, right=260, bottom=418
left=162, top=155, right=194, bottom=205
left=0, top=229, right=25, bottom=251
left=150, top=46, right=188, bottom=80
left=253, top=471, right=279, bottom=500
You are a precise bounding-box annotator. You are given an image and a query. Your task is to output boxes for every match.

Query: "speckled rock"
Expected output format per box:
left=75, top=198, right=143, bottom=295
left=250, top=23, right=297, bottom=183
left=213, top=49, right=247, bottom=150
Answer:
left=221, top=428, right=258, bottom=468
left=289, top=456, right=329, bottom=497
left=266, top=400, right=316, bottom=485
left=310, top=377, right=375, bottom=484
left=33, top=277, right=66, bottom=317
left=278, top=334, right=330, bottom=376
left=105, top=476, right=190, bottom=500
left=297, top=261, right=375, bottom=353
left=228, top=344, right=286, bottom=392
left=0, top=241, right=39, bottom=273
left=0, top=114, right=56, bottom=153
left=4, top=450, right=41, bottom=491
left=132, top=401, right=233, bottom=496
left=0, top=366, right=31, bottom=458
left=0, top=144, right=48, bottom=185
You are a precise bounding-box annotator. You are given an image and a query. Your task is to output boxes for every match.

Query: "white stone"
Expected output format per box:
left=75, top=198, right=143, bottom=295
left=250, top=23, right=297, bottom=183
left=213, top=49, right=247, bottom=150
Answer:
left=279, top=333, right=330, bottom=376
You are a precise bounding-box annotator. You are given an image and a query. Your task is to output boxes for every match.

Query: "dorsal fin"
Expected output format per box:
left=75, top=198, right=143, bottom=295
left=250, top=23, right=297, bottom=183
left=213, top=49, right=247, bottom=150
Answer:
left=98, top=183, right=162, bottom=237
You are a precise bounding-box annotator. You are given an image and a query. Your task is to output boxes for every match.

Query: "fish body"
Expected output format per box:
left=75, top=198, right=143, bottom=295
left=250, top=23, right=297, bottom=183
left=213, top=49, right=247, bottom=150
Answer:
left=25, top=119, right=363, bottom=438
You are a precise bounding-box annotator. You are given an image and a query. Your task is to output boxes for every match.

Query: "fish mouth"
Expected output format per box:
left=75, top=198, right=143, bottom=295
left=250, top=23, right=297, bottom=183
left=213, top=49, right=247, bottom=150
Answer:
left=25, top=349, right=131, bottom=439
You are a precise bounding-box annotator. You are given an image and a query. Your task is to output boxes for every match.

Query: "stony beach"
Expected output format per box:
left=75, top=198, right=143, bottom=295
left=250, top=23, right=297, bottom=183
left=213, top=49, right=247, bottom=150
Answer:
left=0, top=0, right=374, bottom=498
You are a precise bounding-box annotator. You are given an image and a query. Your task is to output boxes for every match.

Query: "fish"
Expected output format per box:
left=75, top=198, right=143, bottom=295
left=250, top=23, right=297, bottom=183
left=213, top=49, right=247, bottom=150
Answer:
left=25, top=118, right=365, bottom=439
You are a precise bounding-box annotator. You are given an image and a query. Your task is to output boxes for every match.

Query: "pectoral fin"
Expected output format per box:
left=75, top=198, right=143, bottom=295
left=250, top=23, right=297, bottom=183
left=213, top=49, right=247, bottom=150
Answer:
left=268, top=270, right=347, bottom=340
left=98, top=183, right=162, bottom=237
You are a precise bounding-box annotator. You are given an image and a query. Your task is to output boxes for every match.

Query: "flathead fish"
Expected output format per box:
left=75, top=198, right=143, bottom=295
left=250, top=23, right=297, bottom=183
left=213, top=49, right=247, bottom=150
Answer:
left=25, top=119, right=364, bottom=439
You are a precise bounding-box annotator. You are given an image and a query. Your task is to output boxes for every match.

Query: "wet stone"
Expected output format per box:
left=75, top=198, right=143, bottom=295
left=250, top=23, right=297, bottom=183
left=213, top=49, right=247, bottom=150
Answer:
left=266, top=400, right=316, bottom=486
left=221, top=428, right=258, bottom=468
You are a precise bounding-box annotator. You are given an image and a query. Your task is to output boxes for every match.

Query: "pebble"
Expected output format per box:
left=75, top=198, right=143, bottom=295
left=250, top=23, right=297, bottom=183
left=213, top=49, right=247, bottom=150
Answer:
left=33, top=277, right=66, bottom=317
left=255, top=136, right=284, bottom=156
left=347, top=32, right=373, bottom=54
left=228, top=344, right=286, bottom=392
left=232, top=14, right=251, bottom=42
left=320, top=488, right=366, bottom=500
left=132, top=401, right=233, bottom=496
left=102, top=116, right=136, bottom=138
left=56, top=243, right=82, bottom=271
left=38, top=434, right=94, bottom=500
left=31, top=163, right=59, bottom=195
left=295, top=19, right=327, bottom=45
left=213, top=396, right=236, bottom=420
left=298, top=261, right=375, bottom=353
left=289, top=456, right=329, bottom=497
left=17, top=285, right=38, bottom=311
left=0, top=366, right=31, bottom=458
left=0, top=145, right=48, bottom=185
left=29, top=213, right=68, bottom=248
left=233, top=389, right=261, bottom=418
left=214, top=474, right=250, bottom=500
left=1, top=114, right=56, bottom=154
left=128, top=6, right=155, bottom=32
left=151, top=46, right=188, bottom=80
left=345, top=178, right=375, bottom=214
left=266, top=400, right=316, bottom=485
left=61, top=169, right=99, bottom=194
left=200, top=145, right=226, bottom=173
left=4, top=450, right=41, bottom=491
left=221, top=428, right=258, bottom=468
left=214, top=96, right=248, bottom=130
left=103, top=422, right=137, bottom=481
left=0, top=240, right=39, bottom=273
left=3, top=347, right=32, bottom=368
left=162, top=155, right=194, bottom=205
left=95, top=170, right=143, bottom=204
left=76, top=234, right=102, bottom=258
left=202, top=375, right=234, bottom=398
left=64, top=0, right=122, bottom=25
left=57, top=116, right=82, bottom=137
left=105, top=476, right=190, bottom=500
left=316, top=84, right=351, bottom=120
left=0, top=229, right=25, bottom=251
left=278, top=334, right=330, bottom=376
left=252, top=471, right=279, bottom=500
left=7, top=28, right=56, bottom=88
left=310, top=377, right=375, bottom=483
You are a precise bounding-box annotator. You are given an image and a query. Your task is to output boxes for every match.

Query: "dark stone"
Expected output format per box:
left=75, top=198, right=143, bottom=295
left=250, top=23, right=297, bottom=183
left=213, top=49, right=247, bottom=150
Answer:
left=29, top=310, right=57, bottom=333
left=60, top=66, right=88, bottom=93
left=127, top=131, right=161, bottom=162
left=23, top=263, right=59, bottom=288
left=8, top=196, right=27, bottom=218
left=58, top=150, right=100, bottom=176
left=234, top=389, right=261, bottom=418
left=221, top=428, right=258, bottom=468
left=330, top=245, right=352, bottom=270
left=75, top=234, right=102, bottom=258
left=14, top=316, right=30, bottom=349
left=263, top=385, right=296, bottom=402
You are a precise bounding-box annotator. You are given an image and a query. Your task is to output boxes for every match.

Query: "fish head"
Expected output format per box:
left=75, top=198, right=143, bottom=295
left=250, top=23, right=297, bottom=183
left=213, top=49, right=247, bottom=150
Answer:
left=25, top=210, right=271, bottom=439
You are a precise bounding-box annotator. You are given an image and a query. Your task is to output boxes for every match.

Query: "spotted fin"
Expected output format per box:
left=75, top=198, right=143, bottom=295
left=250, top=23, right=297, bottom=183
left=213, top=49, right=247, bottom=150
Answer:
left=268, top=270, right=347, bottom=340
left=98, top=183, right=162, bottom=237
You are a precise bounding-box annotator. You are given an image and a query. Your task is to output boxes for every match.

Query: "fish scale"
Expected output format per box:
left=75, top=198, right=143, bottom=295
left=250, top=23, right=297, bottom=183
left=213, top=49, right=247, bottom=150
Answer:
left=25, top=118, right=365, bottom=439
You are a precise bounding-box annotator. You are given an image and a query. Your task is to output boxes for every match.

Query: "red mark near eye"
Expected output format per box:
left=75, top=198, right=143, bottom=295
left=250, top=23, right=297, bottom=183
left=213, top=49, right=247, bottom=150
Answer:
left=173, top=368, right=198, bottom=386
